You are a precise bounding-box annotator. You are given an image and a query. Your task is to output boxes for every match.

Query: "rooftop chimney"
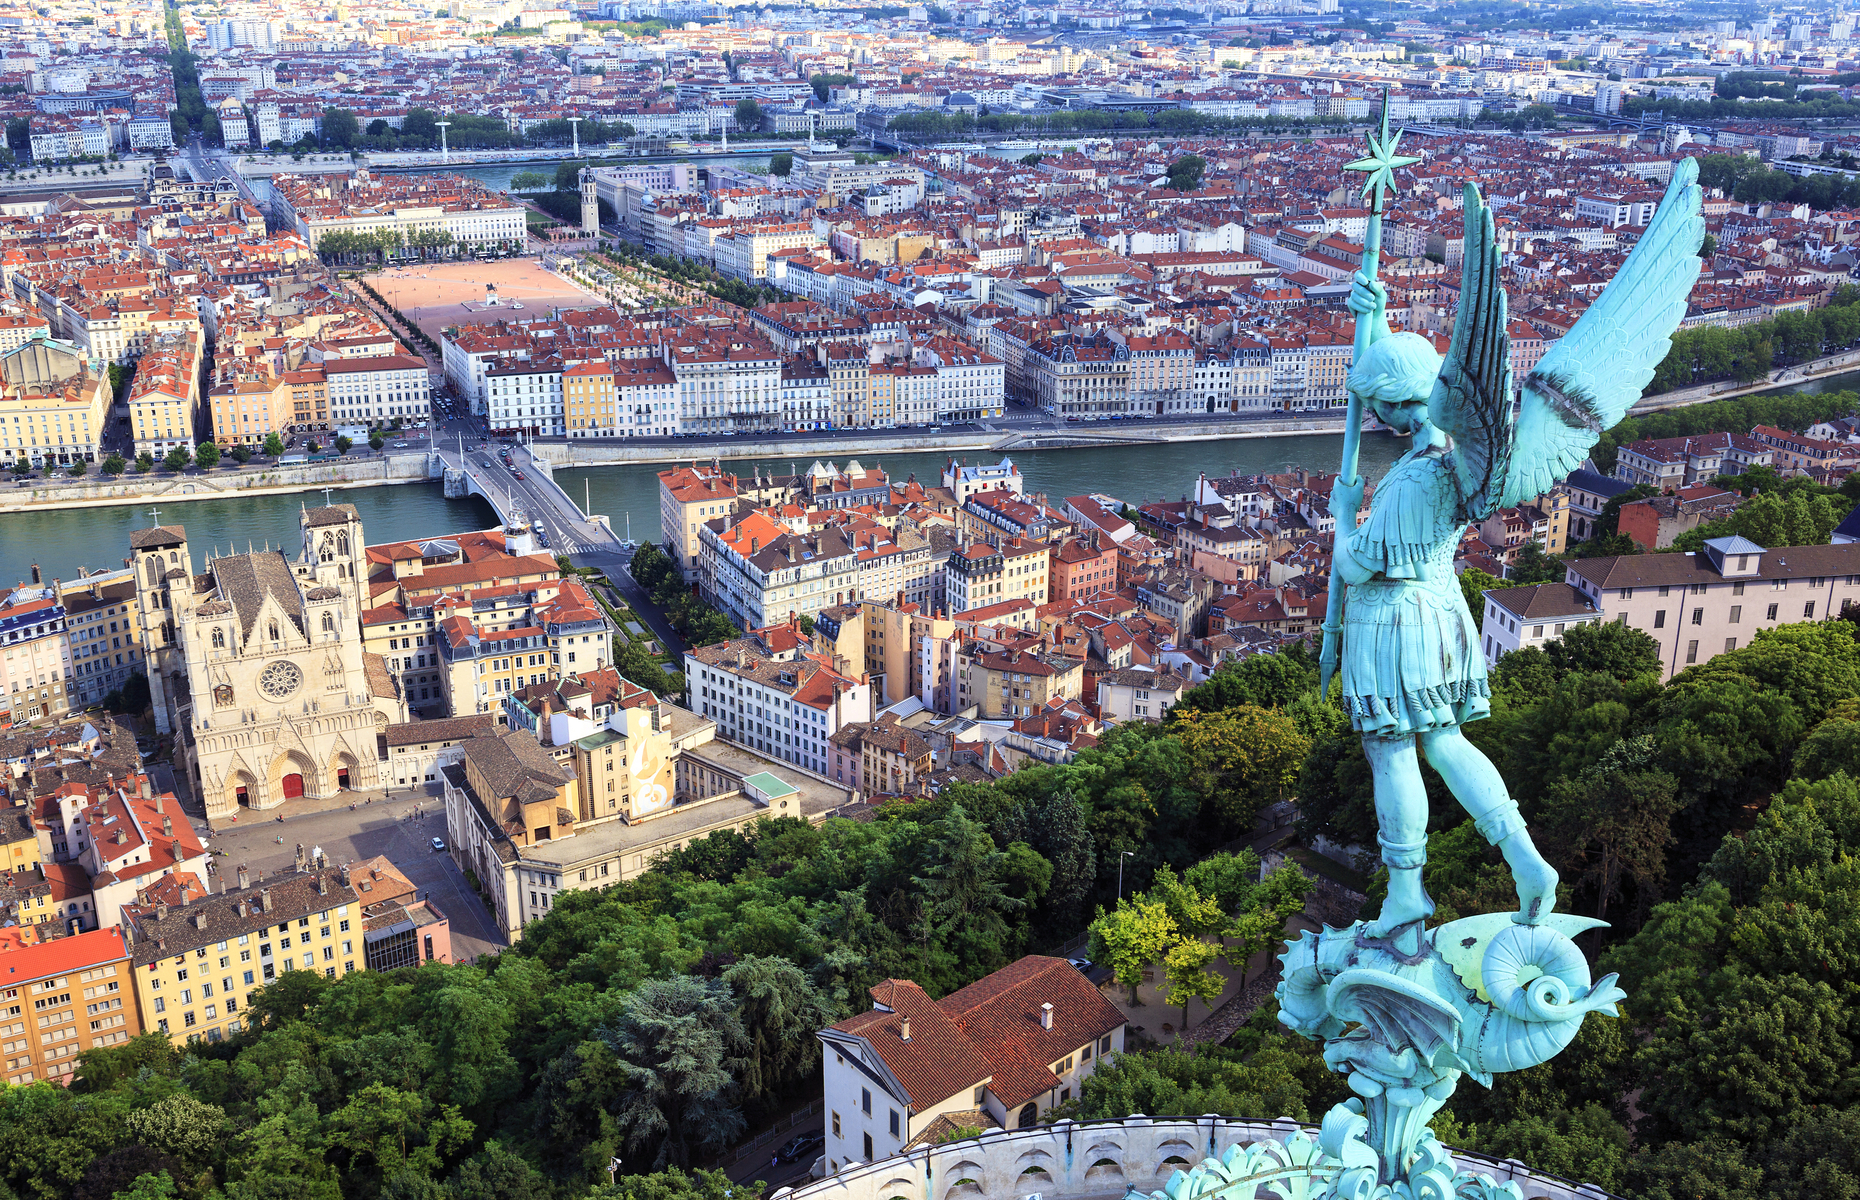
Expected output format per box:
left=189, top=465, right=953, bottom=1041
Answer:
left=1041, top=1002, right=1053, bottom=1030
left=114, top=827, right=126, bottom=845
left=259, top=887, right=273, bottom=912
left=154, top=901, right=168, bottom=920
left=153, top=793, right=163, bottom=813
left=340, top=863, right=351, bottom=887
left=317, top=874, right=328, bottom=896
left=900, top=1015, right=911, bottom=1041
left=193, top=911, right=207, bottom=930
left=237, top=864, right=250, bottom=891
left=161, top=816, right=172, bottom=837
left=139, top=776, right=152, bottom=800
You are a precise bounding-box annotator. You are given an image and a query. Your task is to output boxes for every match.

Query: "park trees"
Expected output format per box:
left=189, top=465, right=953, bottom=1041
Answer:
left=1165, top=154, right=1206, bottom=191
left=194, top=441, right=219, bottom=469
left=263, top=432, right=285, bottom=457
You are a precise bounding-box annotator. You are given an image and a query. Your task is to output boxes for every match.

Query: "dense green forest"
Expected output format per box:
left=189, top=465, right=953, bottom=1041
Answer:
left=2, top=655, right=1315, bottom=1200
left=25, top=612, right=1860, bottom=1200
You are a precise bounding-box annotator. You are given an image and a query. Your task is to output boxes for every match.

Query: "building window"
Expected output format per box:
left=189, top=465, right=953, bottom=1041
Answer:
left=1806, top=602, right=1818, bottom=619
left=863, top=1133, right=873, bottom=1161
left=890, top=1110, right=900, bottom=1138
left=1686, top=640, right=1699, bottom=665
left=1768, top=603, right=1780, bottom=620
left=1729, top=606, right=1742, bottom=624
left=1653, top=610, right=1666, bottom=629
left=1726, top=638, right=1738, bottom=653
left=861, top=1087, right=871, bottom=1115
left=832, top=1112, right=841, bottom=1138
left=1692, top=608, right=1703, bottom=625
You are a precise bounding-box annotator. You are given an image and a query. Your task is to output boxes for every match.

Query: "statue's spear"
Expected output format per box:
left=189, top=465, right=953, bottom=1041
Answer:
left=1318, top=91, right=1423, bottom=701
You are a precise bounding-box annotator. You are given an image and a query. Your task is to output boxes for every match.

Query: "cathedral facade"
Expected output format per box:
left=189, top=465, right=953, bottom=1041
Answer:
left=133, top=505, right=407, bottom=821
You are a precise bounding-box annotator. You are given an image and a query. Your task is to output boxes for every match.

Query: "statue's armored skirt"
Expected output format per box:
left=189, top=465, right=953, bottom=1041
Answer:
left=1338, top=446, right=1491, bottom=738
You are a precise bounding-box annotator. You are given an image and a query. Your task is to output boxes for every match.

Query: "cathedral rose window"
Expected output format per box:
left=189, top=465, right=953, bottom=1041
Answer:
left=258, top=660, right=302, bottom=699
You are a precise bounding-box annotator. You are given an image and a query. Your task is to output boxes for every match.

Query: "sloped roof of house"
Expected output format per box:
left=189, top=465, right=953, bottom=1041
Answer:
left=826, top=954, right=1126, bottom=1111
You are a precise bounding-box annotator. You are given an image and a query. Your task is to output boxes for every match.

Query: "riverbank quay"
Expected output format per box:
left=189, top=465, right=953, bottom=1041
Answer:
left=0, top=452, right=434, bottom=515
left=531, top=414, right=1356, bottom=468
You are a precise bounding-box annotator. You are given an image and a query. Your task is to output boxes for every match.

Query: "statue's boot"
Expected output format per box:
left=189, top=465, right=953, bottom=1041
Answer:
left=1474, top=801, right=1559, bottom=924
left=1365, top=835, right=1434, bottom=938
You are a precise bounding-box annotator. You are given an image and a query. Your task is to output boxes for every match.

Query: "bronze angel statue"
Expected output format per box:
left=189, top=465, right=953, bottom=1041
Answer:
left=1325, top=157, right=1705, bottom=938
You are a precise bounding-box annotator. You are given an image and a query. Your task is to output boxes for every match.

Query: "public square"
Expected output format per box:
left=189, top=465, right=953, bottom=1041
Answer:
left=363, top=258, right=608, bottom=344
left=206, top=790, right=506, bottom=965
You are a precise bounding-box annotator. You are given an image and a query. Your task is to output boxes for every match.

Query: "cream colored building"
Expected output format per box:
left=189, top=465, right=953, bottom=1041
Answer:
left=132, top=504, right=408, bottom=820
left=128, top=332, right=203, bottom=459
left=0, top=337, right=111, bottom=468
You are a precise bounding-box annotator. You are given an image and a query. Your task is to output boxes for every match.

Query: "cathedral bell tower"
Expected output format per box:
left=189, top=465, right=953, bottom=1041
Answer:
left=300, top=502, right=366, bottom=615
left=128, top=522, right=193, bottom=735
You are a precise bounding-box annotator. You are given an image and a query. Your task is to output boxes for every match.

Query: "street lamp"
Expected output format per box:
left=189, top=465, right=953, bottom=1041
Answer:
left=1117, top=850, right=1134, bottom=901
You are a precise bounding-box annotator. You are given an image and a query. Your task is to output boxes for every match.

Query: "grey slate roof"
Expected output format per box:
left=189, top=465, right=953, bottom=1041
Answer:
left=210, top=551, right=304, bottom=639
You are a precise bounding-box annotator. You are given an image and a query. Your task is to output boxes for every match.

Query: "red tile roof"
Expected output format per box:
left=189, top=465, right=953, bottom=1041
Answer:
left=0, top=927, right=127, bottom=985
left=827, top=955, right=1125, bottom=1111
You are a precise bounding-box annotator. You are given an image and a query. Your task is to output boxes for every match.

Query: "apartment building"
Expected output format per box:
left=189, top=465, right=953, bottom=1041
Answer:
left=0, top=585, right=73, bottom=725
left=852, top=600, right=958, bottom=708
left=325, top=355, right=431, bottom=427
left=1098, top=665, right=1190, bottom=723
left=942, top=456, right=1024, bottom=506
left=759, top=354, right=826, bottom=432
left=1049, top=535, right=1121, bottom=602
left=0, top=336, right=111, bottom=468
left=1480, top=583, right=1605, bottom=667
left=207, top=377, right=282, bottom=445
left=488, top=358, right=565, bottom=438
left=127, top=332, right=203, bottom=458
left=700, top=517, right=860, bottom=638
left=817, top=957, right=1125, bottom=1169
left=1612, top=431, right=1770, bottom=489
left=685, top=634, right=872, bottom=776
left=658, top=463, right=739, bottom=583
left=275, top=171, right=526, bottom=253
left=1028, top=335, right=1133, bottom=420
left=432, top=578, right=614, bottom=722
left=827, top=712, right=934, bottom=800
left=669, top=327, right=783, bottom=436
left=122, top=865, right=368, bottom=1047
left=0, top=928, right=140, bottom=1087
left=954, top=643, right=1084, bottom=720
left=911, top=337, right=1005, bottom=422
left=946, top=539, right=1049, bottom=613
left=57, top=569, right=146, bottom=709
left=1565, top=536, right=1860, bottom=678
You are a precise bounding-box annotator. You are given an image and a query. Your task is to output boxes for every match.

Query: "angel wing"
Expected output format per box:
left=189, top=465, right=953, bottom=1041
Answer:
left=1502, top=155, right=1706, bottom=506
left=1429, top=182, right=1513, bottom=523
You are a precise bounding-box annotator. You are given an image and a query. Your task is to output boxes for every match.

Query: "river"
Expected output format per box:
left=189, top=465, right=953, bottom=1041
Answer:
left=0, top=434, right=1407, bottom=587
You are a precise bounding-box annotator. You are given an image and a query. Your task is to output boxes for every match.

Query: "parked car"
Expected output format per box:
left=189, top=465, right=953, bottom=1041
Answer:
left=514, top=471, right=525, bottom=481
left=430, top=836, right=447, bottom=852
left=776, top=1134, right=825, bottom=1165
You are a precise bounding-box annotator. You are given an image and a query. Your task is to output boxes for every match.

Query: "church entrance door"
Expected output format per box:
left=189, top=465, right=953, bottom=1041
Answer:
left=281, top=773, right=305, bottom=800
left=336, top=768, right=351, bottom=790
left=236, top=786, right=249, bottom=807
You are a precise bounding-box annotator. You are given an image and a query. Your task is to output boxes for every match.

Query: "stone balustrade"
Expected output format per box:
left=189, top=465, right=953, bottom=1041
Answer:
left=770, top=1117, right=1615, bottom=1200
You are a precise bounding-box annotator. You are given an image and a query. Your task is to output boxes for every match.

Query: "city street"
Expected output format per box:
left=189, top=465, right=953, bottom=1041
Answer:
left=209, top=796, right=506, bottom=963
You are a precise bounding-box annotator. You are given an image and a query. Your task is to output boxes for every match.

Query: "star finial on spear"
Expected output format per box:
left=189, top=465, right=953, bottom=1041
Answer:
left=1344, top=91, right=1423, bottom=214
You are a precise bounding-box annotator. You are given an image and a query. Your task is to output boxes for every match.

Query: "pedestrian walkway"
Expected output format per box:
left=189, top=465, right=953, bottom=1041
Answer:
left=207, top=779, right=440, bottom=835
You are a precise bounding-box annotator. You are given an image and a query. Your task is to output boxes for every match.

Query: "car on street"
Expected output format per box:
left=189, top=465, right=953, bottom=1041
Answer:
left=394, top=441, right=409, bottom=448
left=776, top=1134, right=825, bottom=1165
left=514, top=471, right=525, bottom=480
left=430, top=836, right=447, bottom=852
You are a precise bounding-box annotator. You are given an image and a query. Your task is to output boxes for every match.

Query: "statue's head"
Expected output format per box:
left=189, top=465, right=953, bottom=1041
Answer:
left=1348, top=332, right=1441, bottom=435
